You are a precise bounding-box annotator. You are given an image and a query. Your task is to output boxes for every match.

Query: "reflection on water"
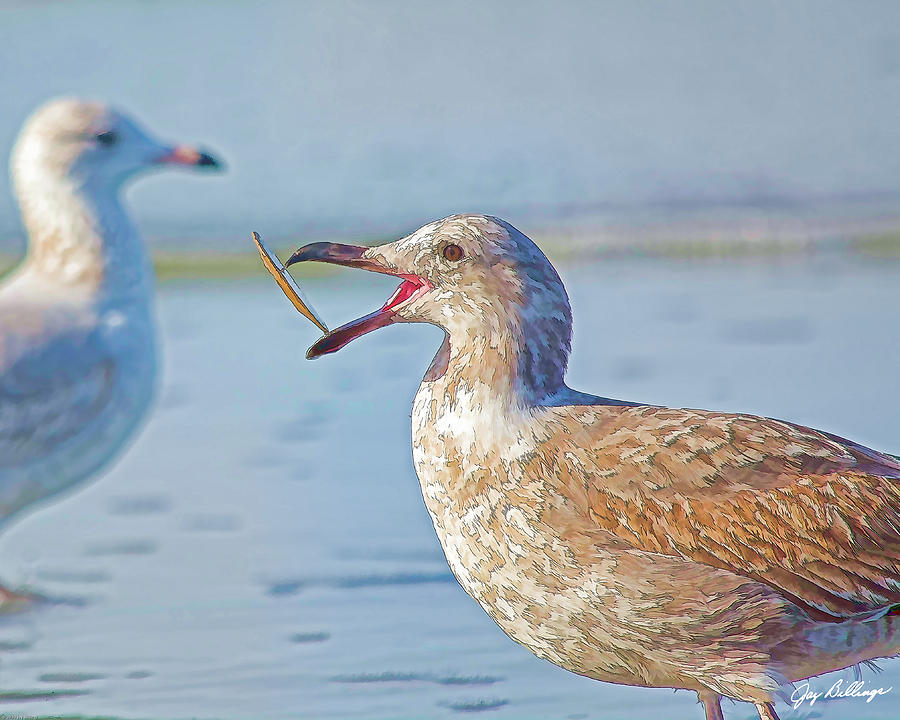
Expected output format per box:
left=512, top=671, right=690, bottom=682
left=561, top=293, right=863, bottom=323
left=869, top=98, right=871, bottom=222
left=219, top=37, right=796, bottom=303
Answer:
left=107, top=495, right=172, bottom=516
left=0, top=254, right=897, bottom=719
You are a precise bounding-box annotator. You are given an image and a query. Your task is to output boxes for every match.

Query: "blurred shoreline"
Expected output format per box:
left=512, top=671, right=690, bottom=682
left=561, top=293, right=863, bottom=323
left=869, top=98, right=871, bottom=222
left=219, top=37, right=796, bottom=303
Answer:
left=2, top=208, right=899, bottom=282
left=525, top=206, right=900, bottom=261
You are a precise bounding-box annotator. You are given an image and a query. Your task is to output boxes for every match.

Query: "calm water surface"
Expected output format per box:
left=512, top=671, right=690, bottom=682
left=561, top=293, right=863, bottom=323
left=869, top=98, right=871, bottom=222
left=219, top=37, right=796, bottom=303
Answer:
left=0, top=254, right=897, bottom=720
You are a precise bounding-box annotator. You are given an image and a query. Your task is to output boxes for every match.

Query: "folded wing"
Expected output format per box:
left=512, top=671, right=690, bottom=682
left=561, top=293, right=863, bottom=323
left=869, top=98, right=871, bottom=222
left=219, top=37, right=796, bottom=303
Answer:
left=0, top=305, right=122, bottom=518
left=535, top=405, right=900, bottom=621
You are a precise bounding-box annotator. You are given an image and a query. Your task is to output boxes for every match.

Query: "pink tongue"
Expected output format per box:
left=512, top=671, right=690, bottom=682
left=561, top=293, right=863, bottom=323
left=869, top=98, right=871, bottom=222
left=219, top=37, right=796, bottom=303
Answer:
left=381, top=280, right=419, bottom=312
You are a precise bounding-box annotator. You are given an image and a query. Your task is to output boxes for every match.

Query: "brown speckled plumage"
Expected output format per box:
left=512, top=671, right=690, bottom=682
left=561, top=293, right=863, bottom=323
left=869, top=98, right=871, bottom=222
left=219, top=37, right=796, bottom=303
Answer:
left=288, top=214, right=900, bottom=720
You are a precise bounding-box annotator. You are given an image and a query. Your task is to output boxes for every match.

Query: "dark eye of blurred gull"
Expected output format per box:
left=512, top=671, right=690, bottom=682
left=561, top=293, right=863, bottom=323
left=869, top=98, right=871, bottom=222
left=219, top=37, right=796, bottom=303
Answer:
left=442, top=243, right=463, bottom=261
left=95, top=130, right=119, bottom=146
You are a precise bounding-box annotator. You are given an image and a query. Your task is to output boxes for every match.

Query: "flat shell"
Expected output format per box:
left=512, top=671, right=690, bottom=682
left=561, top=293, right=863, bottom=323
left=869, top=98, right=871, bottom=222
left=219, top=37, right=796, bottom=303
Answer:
left=252, top=231, right=328, bottom=334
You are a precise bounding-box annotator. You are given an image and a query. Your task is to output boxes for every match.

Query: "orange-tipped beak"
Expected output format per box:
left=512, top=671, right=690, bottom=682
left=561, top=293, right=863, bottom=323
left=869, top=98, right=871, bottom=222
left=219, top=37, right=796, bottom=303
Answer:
left=157, top=145, right=222, bottom=169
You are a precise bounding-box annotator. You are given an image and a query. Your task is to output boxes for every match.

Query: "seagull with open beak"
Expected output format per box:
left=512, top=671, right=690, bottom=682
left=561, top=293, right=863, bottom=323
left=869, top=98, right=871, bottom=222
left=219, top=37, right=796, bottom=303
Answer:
left=282, top=213, right=900, bottom=720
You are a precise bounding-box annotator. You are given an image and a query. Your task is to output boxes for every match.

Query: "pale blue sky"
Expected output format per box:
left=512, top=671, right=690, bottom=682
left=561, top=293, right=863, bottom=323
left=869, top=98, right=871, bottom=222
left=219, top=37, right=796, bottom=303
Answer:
left=1, top=0, right=899, bottom=246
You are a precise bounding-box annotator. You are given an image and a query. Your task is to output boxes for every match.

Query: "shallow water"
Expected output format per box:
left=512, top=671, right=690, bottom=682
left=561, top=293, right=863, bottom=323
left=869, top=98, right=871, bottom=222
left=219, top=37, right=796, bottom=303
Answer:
left=0, top=254, right=897, bottom=720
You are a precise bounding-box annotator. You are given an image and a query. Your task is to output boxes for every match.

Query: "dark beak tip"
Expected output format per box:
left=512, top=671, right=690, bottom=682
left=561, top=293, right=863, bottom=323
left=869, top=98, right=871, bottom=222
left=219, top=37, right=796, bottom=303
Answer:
left=305, top=338, right=329, bottom=360
left=286, top=242, right=368, bottom=268
left=197, top=152, right=224, bottom=171
left=285, top=249, right=305, bottom=267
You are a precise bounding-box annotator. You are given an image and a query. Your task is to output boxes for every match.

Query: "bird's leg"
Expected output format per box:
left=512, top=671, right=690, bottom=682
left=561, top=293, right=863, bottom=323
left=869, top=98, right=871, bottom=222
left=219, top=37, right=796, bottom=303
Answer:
left=755, top=702, right=781, bottom=720
left=697, top=690, right=725, bottom=720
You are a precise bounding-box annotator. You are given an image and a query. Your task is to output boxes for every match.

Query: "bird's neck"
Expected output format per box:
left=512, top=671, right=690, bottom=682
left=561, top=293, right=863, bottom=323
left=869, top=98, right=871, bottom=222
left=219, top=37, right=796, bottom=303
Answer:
left=417, top=308, right=635, bottom=428
left=420, top=310, right=571, bottom=414
left=16, top=176, right=153, bottom=302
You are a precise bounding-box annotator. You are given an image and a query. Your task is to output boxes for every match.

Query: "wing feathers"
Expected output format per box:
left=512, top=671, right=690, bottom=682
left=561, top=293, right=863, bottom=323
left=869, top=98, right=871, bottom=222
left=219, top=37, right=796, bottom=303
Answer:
left=0, top=306, right=119, bottom=471
left=537, top=405, right=900, bottom=621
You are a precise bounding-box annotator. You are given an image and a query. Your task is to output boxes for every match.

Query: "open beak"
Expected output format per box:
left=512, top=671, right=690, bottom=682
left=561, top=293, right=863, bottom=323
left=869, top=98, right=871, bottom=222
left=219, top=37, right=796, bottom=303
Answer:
left=157, top=145, right=223, bottom=170
left=286, top=242, right=431, bottom=359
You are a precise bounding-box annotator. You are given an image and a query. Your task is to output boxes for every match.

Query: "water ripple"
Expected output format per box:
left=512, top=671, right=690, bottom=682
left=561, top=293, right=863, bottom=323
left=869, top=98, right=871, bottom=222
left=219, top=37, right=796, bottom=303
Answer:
left=331, top=672, right=502, bottom=686
left=107, top=494, right=172, bottom=516
left=39, top=672, right=107, bottom=683
left=289, top=632, right=330, bottom=644
left=264, top=571, right=456, bottom=597
left=438, top=698, right=509, bottom=713
left=83, top=539, right=158, bottom=556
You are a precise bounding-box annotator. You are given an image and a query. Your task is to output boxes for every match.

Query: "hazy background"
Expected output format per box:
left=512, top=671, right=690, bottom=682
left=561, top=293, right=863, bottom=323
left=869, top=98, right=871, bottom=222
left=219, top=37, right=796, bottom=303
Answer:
left=0, top=3, right=899, bottom=720
left=2, top=0, right=900, bottom=248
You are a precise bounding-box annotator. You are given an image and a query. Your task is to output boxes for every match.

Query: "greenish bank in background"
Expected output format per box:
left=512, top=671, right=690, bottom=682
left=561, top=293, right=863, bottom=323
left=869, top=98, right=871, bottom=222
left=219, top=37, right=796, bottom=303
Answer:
left=2, top=231, right=899, bottom=284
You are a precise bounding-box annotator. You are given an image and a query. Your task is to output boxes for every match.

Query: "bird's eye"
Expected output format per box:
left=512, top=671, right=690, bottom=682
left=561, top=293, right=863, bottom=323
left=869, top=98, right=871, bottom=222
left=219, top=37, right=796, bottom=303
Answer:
left=442, top=244, right=464, bottom=261
left=94, top=131, right=119, bottom=147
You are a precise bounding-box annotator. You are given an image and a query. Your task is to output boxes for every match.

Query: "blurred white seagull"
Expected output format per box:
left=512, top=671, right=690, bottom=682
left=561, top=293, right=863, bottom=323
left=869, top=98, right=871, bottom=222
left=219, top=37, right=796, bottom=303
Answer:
left=0, top=98, right=221, bottom=605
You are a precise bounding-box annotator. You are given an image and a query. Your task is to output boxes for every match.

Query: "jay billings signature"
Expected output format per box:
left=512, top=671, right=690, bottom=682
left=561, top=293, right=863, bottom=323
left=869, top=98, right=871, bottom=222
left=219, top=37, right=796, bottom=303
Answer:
left=790, top=678, right=893, bottom=708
